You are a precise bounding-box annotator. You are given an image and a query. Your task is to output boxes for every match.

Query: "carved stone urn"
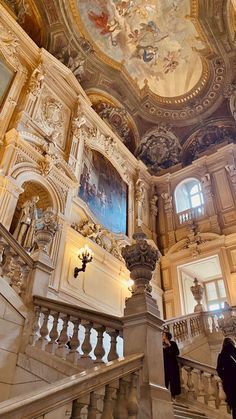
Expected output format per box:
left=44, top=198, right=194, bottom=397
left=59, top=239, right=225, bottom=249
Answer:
left=34, top=207, right=60, bottom=253
left=218, top=302, right=236, bottom=338
left=191, top=278, right=205, bottom=312
left=121, top=230, right=159, bottom=297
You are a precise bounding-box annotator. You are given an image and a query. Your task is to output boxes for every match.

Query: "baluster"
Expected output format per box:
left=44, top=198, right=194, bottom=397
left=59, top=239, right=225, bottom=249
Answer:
left=205, top=373, right=216, bottom=408
left=127, top=373, right=139, bottom=418
left=71, top=395, right=90, bottom=419
left=81, top=321, right=93, bottom=359
left=185, top=367, right=195, bottom=401
left=66, top=317, right=80, bottom=364
left=29, top=305, right=41, bottom=346
left=211, top=315, right=217, bottom=332
left=101, top=384, right=115, bottom=419
left=36, top=308, right=50, bottom=350
left=114, top=379, right=128, bottom=419
left=45, top=311, right=59, bottom=354
left=94, top=325, right=105, bottom=364
left=107, top=329, right=119, bottom=361
left=196, top=370, right=205, bottom=404
left=55, top=314, right=69, bottom=359
left=216, top=377, right=228, bottom=413
left=179, top=363, right=186, bottom=396
left=87, top=392, right=99, bottom=419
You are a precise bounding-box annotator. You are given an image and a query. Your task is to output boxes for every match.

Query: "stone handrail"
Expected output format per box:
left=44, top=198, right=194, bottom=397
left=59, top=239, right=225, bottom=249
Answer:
left=164, top=312, right=204, bottom=344
left=178, top=356, right=228, bottom=415
left=0, top=354, right=143, bottom=419
left=31, top=296, right=124, bottom=368
left=0, top=222, right=34, bottom=297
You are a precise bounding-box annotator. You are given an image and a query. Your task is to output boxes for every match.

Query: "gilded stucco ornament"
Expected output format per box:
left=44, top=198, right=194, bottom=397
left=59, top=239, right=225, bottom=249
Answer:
left=183, top=125, right=235, bottom=164
left=93, top=101, right=135, bottom=152
left=0, top=23, right=21, bottom=70
left=122, top=230, right=159, bottom=296
left=136, top=125, right=181, bottom=174
left=72, top=220, right=124, bottom=261
left=27, top=63, right=45, bottom=97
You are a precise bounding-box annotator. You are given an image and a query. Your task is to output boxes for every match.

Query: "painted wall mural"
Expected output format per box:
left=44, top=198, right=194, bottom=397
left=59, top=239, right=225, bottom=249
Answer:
left=79, top=149, right=128, bottom=235
left=76, top=0, right=205, bottom=97
left=0, top=56, right=14, bottom=107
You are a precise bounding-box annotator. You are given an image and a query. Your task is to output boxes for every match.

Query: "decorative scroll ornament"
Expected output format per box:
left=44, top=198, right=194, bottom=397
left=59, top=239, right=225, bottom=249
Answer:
left=121, top=230, right=159, bottom=296
left=72, top=220, right=124, bottom=261
left=0, top=23, right=22, bottom=70
left=72, top=104, right=87, bottom=138
left=190, top=278, right=205, bottom=312
left=218, top=302, right=236, bottom=338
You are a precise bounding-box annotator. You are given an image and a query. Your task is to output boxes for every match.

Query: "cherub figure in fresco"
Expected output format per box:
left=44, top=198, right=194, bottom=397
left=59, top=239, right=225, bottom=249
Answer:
left=134, top=21, right=168, bottom=63
left=163, top=50, right=180, bottom=74
left=88, top=10, right=121, bottom=46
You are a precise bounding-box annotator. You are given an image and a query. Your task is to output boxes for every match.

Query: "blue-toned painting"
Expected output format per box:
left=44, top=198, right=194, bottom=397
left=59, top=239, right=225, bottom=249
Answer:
left=79, top=150, right=128, bottom=234
left=0, top=56, right=14, bottom=107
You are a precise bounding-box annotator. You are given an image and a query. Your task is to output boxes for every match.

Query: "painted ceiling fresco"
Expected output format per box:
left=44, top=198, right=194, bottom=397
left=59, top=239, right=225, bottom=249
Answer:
left=76, top=0, right=206, bottom=97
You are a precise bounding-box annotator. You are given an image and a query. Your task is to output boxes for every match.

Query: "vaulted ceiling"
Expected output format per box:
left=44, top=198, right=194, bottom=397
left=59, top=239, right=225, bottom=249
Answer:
left=3, top=0, right=236, bottom=175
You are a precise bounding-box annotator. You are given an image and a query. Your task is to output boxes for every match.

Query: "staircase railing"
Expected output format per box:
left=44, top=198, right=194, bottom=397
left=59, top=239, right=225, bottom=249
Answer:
left=164, top=312, right=205, bottom=345
left=164, top=307, right=236, bottom=346
left=0, top=354, right=143, bottom=419
left=178, top=356, right=228, bottom=415
left=0, top=222, right=34, bottom=297
left=30, top=296, right=123, bottom=368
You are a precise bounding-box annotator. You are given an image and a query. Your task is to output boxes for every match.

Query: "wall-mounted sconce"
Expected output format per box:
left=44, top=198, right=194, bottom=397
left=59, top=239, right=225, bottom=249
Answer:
left=74, top=245, right=93, bottom=278
left=127, top=279, right=134, bottom=292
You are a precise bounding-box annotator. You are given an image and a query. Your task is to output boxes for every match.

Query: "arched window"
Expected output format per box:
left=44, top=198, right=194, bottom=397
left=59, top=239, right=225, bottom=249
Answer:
left=175, top=178, right=204, bottom=214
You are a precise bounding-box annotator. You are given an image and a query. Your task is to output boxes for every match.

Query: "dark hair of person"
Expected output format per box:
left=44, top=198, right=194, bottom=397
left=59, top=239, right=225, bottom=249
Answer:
left=163, top=331, right=172, bottom=341
left=222, top=337, right=235, bottom=348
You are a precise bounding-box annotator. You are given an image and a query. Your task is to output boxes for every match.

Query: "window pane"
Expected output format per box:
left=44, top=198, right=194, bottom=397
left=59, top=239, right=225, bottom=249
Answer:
left=190, top=184, right=199, bottom=195
left=220, top=301, right=225, bottom=308
left=191, top=194, right=201, bottom=208
left=208, top=303, right=220, bottom=311
left=206, top=282, right=217, bottom=301
left=218, top=279, right=226, bottom=298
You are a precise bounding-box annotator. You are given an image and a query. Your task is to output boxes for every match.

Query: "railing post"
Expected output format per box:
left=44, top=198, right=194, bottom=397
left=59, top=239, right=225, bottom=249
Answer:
left=122, top=231, right=174, bottom=419
left=26, top=248, right=54, bottom=303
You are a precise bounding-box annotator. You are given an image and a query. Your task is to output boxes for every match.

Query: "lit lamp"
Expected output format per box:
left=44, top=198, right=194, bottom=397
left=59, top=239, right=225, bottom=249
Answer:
left=74, top=245, right=93, bottom=278
left=127, top=279, right=134, bottom=292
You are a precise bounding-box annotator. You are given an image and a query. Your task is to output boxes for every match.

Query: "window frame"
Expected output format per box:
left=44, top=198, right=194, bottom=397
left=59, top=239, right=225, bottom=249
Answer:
left=204, top=278, right=227, bottom=311
left=174, top=177, right=204, bottom=214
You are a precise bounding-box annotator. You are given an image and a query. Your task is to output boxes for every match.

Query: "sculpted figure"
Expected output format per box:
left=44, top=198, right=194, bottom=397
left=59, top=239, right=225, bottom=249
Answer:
left=229, top=86, right=236, bottom=121
left=13, top=196, right=39, bottom=249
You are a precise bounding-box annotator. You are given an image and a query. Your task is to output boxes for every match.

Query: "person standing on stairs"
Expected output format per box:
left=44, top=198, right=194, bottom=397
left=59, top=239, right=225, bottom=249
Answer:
left=162, top=331, right=181, bottom=401
left=217, top=337, right=236, bottom=419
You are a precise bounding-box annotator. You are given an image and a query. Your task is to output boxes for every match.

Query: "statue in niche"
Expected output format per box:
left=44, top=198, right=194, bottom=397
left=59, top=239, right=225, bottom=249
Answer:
left=136, top=128, right=181, bottom=174
left=13, top=195, right=39, bottom=249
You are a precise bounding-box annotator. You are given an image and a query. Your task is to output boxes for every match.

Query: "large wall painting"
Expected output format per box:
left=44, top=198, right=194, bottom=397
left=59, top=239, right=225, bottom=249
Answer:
left=76, top=0, right=206, bottom=98
left=79, top=149, right=128, bottom=235
left=0, top=56, right=14, bottom=107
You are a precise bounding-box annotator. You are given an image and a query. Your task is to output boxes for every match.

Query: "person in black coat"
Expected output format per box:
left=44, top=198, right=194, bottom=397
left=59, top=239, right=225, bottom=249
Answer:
left=217, top=337, right=236, bottom=419
left=162, top=331, right=181, bottom=400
